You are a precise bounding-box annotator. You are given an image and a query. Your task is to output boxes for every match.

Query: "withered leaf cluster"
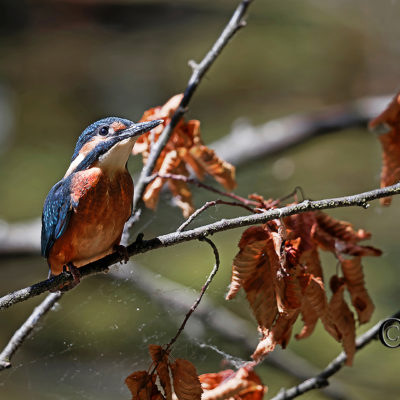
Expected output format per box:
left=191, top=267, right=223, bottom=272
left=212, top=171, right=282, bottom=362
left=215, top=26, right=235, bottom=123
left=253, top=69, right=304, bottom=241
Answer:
left=125, top=346, right=266, bottom=400
left=133, top=94, right=237, bottom=217
left=369, top=92, right=400, bottom=205
left=226, top=207, right=381, bottom=365
left=125, top=345, right=202, bottom=400
left=200, top=366, right=266, bottom=400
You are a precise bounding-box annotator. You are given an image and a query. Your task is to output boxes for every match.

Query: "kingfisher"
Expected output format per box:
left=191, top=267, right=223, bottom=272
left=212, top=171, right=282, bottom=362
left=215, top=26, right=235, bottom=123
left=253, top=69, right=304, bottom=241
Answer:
left=41, top=117, right=162, bottom=288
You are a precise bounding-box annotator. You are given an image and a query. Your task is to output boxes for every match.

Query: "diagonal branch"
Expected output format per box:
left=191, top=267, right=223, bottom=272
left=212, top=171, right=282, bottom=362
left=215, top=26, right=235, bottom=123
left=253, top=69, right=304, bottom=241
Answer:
left=1, top=181, right=400, bottom=310
left=211, top=95, right=391, bottom=166
left=270, top=310, right=400, bottom=400
left=0, top=292, right=62, bottom=371
left=131, top=0, right=253, bottom=213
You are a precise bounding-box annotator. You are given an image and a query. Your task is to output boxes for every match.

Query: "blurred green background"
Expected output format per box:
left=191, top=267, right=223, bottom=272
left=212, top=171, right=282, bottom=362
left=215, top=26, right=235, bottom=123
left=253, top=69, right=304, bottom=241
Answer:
left=0, top=0, right=399, bottom=399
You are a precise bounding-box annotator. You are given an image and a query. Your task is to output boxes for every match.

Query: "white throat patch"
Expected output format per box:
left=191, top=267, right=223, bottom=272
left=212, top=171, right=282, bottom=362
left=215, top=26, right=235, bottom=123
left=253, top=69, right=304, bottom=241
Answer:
left=97, top=137, right=136, bottom=173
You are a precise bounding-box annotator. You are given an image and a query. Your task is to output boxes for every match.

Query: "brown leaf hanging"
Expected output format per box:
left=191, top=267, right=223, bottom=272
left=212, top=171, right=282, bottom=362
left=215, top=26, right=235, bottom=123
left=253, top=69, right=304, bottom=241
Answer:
left=125, top=370, right=165, bottom=400
left=227, top=205, right=381, bottom=364
left=328, top=276, right=356, bottom=366
left=134, top=94, right=236, bottom=217
left=126, top=348, right=202, bottom=400
left=200, top=367, right=266, bottom=400
left=341, top=257, right=374, bottom=324
left=148, top=345, right=172, bottom=400
left=226, top=225, right=279, bottom=332
left=171, top=359, right=203, bottom=400
left=369, top=92, right=400, bottom=205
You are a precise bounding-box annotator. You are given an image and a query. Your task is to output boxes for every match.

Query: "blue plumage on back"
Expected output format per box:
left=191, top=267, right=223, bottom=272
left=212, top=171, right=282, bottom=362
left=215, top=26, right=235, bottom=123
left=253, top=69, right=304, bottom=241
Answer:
left=41, top=176, right=73, bottom=258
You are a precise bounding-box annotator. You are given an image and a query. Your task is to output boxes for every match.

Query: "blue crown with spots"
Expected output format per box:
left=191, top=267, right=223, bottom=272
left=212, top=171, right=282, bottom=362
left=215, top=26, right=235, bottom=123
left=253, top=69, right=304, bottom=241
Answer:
left=71, top=117, right=133, bottom=161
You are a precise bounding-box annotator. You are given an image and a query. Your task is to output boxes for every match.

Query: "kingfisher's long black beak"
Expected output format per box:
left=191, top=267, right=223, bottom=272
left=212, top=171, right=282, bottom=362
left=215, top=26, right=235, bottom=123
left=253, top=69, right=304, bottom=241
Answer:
left=119, top=119, right=163, bottom=139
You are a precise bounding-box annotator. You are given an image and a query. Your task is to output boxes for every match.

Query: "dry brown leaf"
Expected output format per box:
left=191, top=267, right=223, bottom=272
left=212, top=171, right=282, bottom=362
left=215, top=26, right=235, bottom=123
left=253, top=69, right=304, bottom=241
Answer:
left=284, top=212, right=317, bottom=253
left=301, top=249, right=323, bottom=279
left=144, top=151, right=181, bottom=210
left=226, top=226, right=279, bottom=331
left=125, top=371, right=165, bottom=400
left=314, top=212, right=368, bottom=243
left=167, top=161, right=194, bottom=218
left=227, top=207, right=379, bottom=365
left=328, top=276, right=356, bottom=366
left=377, top=129, right=400, bottom=205
left=252, top=310, right=300, bottom=362
left=189, top=145, right=236, bottom=191
left=200, top=367, right=266, bottom=400
left=171, top=359, right=203, bottom=400
left=282, top=264, right=303, bottom=310
left=341, top=258, right=374, bottom=324
left=226, top=226, right=270, bottom=300
left=295, top=296, right=319, bottom=340
left=301, top=275, right=339, bottom=341
left=134, top=94, right=236, bottom=216
left=369, top=92, right=400, bottom=205
left=148, top=345, right=172, bottom=400
left=311, top=212, right=382, bottom=258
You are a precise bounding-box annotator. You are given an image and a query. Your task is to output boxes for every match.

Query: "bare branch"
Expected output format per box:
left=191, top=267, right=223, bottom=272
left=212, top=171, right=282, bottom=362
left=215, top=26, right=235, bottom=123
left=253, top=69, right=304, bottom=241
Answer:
left=212, top=95, right=391, bottom=166
left=0, top=292, right=62, bottom=371
left=131, top=0, right=253, bottom=213
left=1, top=182, right=400, bottom=310
left=270, top=310, right=400, bottom=400
left=0, top=218, right=40, bottom=257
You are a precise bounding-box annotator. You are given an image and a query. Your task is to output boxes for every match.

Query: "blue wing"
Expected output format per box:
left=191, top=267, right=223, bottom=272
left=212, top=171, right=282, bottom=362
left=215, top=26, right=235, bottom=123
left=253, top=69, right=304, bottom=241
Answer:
left=41, top=176, right=74, bottom=258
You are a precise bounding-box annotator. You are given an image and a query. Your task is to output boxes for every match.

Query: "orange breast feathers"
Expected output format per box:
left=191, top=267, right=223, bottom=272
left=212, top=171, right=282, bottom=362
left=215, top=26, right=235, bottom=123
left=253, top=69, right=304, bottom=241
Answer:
left=48, top=168, right=133, bottom=276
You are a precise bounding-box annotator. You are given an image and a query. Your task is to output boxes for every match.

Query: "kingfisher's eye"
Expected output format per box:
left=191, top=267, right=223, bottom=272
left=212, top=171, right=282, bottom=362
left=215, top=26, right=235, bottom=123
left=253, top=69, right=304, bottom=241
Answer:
left=99, top=126, right=109, bottom=136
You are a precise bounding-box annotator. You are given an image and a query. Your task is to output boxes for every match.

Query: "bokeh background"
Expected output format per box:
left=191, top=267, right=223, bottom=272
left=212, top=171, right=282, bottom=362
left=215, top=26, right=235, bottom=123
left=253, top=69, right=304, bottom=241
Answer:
left=0, top=0, right=399, bottom=399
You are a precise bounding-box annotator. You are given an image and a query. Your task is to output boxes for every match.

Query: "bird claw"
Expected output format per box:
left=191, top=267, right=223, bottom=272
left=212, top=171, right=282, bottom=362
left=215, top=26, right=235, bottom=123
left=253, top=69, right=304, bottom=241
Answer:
left=114, top=244, right=129, bottom=264
left=50, top=263, right=81, bottom=292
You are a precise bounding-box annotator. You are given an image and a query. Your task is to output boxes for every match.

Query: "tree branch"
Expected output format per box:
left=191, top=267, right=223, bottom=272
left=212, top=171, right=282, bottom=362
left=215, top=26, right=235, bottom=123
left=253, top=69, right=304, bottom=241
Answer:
left=1, top=182, right=400, bottom=310
left=131, top=0, right=253, bottom=213
left=0, top=292, right=62, bottom=371
left=270, top=310, right=400, bottom=400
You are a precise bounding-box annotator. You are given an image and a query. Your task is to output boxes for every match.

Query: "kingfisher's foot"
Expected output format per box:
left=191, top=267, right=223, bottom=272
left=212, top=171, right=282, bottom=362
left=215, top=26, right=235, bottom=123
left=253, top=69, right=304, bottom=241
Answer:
left=56, top=263, right=81, bottom=292
left=114, top=244, right=129, bottom=264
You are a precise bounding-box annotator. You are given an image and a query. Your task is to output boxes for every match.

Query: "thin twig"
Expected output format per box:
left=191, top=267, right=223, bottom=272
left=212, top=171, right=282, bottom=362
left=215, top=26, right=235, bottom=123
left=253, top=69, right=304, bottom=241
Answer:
left=131, top=0, right=253, bottom=214
left=2, top=182, right=400, bottom=309
left=149, top=173, right=258, bottom=206
left=146, top=237, right=220, bottom=380
left=0, top=292, right=62, bottom=371
left=270, top=310, right=400, bottom=400
left=165, top=237, right=220, bottom=353
left=177, top=199, right=254, bottom=232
